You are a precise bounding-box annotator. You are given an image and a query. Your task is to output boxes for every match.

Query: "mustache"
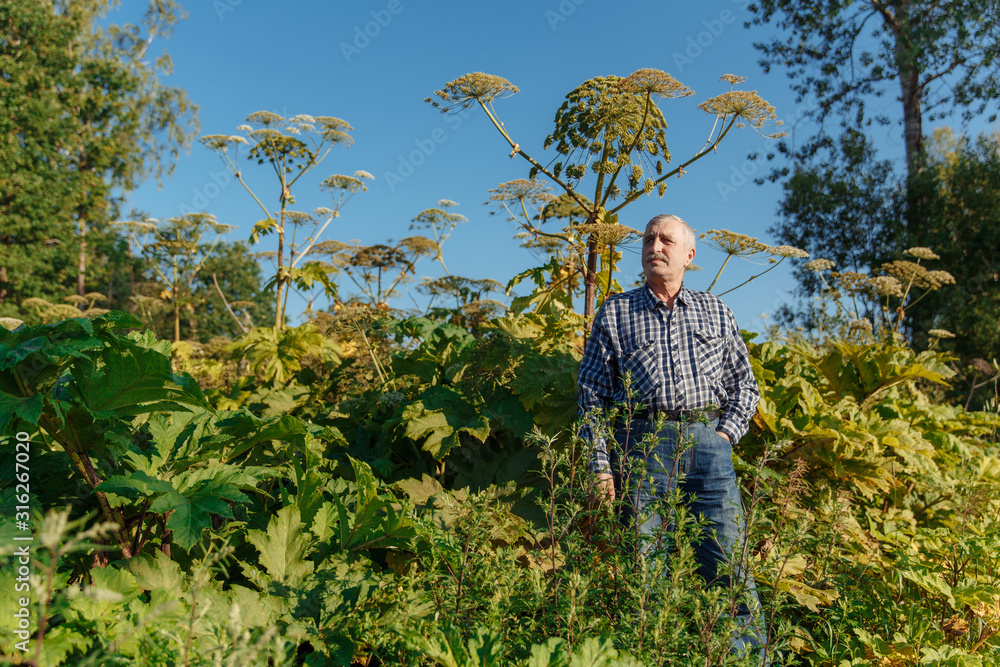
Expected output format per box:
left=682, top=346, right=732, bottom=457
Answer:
left=645, top=252, right=669, bottom=262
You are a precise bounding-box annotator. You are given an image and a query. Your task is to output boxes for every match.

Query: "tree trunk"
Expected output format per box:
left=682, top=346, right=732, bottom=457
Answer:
left=892, top=0, right=923, bottom=170
left=187, top=302, right=197, bottom=341
left=885, top=0, right=925, bottom=250
left=583, top=239, right=599, bottom=334
left=77, top=213, right=87, bottom=297
left=173, top=287, right=181, bottom=343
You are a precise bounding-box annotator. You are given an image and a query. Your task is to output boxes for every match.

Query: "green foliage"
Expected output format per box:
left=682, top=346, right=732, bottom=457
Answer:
left=0, top=508, right=298, bottom=666
left=748, top=0, right=1000, bottom=164
left=331, top=315, right=580, bottom=481
left=1, top=275, right=998, bottom=666
left=742, top=333, right=1000, bottom=664
left=768, top=130, right=905, bottom=322
left=118, top=214, right=240, bottom=343
left=225, top=322, right=342, bottom=385
left=751, top=2, right=1000, bottom=364
left=0, top=312, right=324, bottom=560
left=908, top=129, right=1000, bottom=368
left=0, top=0, right=197, bottom=316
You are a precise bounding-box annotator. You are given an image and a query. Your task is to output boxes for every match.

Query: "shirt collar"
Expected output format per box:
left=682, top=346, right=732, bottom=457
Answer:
left=641, top=283, right=690, bottom=310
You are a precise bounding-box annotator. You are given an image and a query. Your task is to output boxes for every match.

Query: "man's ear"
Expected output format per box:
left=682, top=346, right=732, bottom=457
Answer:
left=686, top=247, right=696, bottom=266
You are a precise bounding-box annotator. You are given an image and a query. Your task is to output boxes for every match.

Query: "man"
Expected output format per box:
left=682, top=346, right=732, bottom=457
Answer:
left=577, top=214, right=766, bottom=653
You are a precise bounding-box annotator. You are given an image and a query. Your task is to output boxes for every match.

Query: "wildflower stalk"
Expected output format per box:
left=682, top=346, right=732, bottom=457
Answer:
left=716, top=256, right=788, bottom=296
left=354, top=322, right=388, bottom=386
left=706, top=253, right=734, bottom=292
left=201, top=114, right=366, bottom=329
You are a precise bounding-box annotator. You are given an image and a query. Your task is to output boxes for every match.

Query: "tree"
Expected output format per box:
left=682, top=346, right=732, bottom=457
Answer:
left=747, top=0, right=1000, bottom=170
left=909, top=128, right=1000, bottom=363
left=427, top=71, right=784, bottom=330
left=748, top=0, right=1000, bottom=340
left=0, top=0, right=197, bottom=315
left=768, top=130, right=906, bottom=307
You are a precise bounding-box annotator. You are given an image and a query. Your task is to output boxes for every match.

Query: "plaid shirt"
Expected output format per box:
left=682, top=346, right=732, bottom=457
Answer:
left=578, top=284, right=760, bottom=474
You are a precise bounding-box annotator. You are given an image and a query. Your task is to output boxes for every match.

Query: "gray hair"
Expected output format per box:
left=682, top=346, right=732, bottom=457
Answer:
left=646, top=214, right=696, bottom=252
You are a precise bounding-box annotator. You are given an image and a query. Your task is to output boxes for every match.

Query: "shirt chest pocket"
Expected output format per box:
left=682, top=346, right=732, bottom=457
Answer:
left=693, top=331, right=725, bottom=380
left=620, top=338, right=661, bottom=400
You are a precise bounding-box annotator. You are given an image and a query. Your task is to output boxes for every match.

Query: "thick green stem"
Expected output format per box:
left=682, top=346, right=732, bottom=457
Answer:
left=40, top=415, right=133, bottom=558
left=476, top=100, right=592, bottom=214
left=707, top=253, right=734, bottom=293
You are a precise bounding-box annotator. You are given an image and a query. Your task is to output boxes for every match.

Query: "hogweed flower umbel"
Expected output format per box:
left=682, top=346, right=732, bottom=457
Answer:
left=767, top=245, right=809, bottom=259
left=427, top=72, right=520, bottom=113
left=702, top=229, right=769, bottom=257
left=569, top=222, right=642, bottom=247
left=904, top=246, right=941, bottom=261
left=868, top=275, right=905, bottom=299
left=928, top=329, right=956, bottom=339
left=804, top=258, right=835, bottom=272
left=698, top=87, right=785, bottom=136
left=881, top=261, right=956, bottom=291
left=619, top=68, right=693, bottom=98
left=832, top=271, right=870, bottom=293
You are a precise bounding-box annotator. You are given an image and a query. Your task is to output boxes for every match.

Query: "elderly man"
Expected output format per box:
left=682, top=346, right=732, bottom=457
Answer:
left=577, top=213, right=766, bottom=654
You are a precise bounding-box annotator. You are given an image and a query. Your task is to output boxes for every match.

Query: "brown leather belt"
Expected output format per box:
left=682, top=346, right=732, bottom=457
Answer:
left=632, top=408, right=720, bottom=422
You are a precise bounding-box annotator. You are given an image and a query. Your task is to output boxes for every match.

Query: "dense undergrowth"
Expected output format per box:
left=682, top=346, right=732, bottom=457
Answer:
left=0, top=308, right=998, bottom=666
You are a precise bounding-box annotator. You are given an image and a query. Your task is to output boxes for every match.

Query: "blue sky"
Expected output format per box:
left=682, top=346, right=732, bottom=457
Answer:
left=118, top=0, right=910, bottom=333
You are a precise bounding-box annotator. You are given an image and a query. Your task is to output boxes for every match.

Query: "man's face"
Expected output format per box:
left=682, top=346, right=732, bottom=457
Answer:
left=641, top=218, right=695, bottom=286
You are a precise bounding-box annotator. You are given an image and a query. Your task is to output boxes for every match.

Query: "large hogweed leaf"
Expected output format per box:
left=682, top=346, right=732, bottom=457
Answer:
left=400, top=623, right=504, bottom=667
left=390, top=385, right=490, bottom=459
left=245, top=504, right=315, bottom=587
left=391, top=317, right=475, bottom=385
left=225, top=323, right=341, bottom=385
left=808, top=340, right=952, bottom=405
left=330, top=457, right=416, bottom=552
left=0, top=313, right=207, bottom=431
left=97, top=462, right=266, bottom=550
left=508, top=346, right=580, bottom=435
left=71, top=329, right=210, bottom=417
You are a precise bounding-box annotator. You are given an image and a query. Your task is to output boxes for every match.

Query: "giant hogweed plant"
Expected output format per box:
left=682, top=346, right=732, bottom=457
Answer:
left=201, top=112, right=371, bottom=328
left=115, top=213, right=237, bottom=343
left=427, top=71, right=785, bottom=328
left=0, top=510, right=298, bottom=667
left=0, top=312, right=997, bottom=664
left=0, top=453, right=423, bottom=666
left=482, top=189, right=810, bottom=349
left=742, top=313, right=1000, bottom=662
left=786, top=246, right=958, bottom=346
left=0, top=313, right=333, bottom=562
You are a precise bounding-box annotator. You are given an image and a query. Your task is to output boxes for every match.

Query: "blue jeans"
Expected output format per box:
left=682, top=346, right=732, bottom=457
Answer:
left=614, top=416, right=768, bottom=656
